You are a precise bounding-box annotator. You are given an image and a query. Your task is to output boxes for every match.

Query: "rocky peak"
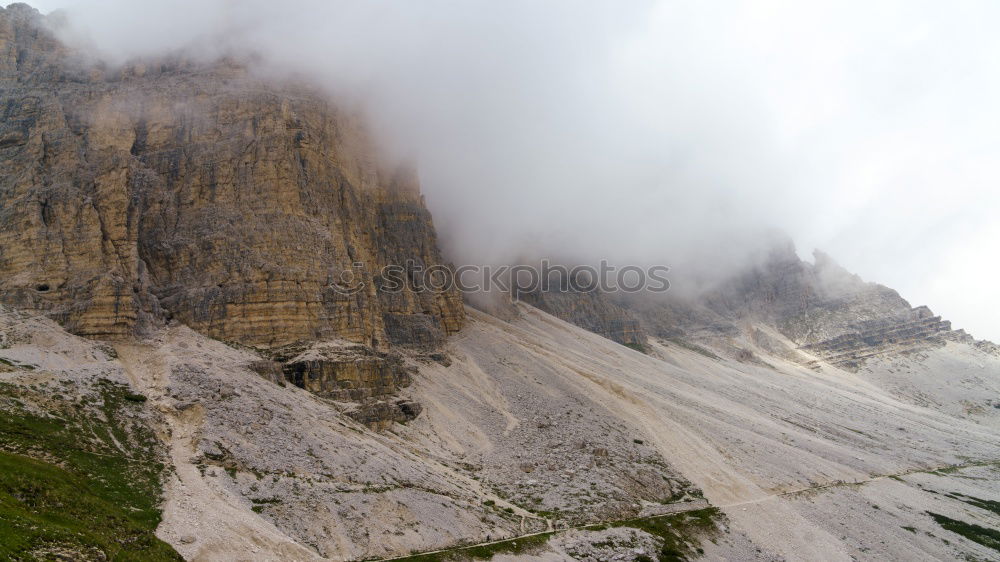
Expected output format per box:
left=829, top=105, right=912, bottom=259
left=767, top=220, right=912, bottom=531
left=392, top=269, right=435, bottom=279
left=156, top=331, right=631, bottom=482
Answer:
left=683, top=245, right=983, bottom=368
left=520, top=287, right=648, bottom=348
left=0, top=8, right=464, bottom=351
left=526, top=240, right=990, bottom=372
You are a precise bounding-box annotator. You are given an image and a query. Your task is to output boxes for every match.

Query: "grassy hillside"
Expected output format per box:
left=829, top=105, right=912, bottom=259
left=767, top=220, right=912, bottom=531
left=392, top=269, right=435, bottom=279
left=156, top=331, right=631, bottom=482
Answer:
left=0, top=375, right=181, bottom=561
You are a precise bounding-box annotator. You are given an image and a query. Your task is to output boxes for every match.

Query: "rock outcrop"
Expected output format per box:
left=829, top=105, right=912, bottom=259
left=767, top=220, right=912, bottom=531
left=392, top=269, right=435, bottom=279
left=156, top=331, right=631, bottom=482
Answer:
left=280, top=343, right=412, bottom=402
left=0, top=5, right=463, bottom=350
left=695, top=244, right=976, bottom=369
left=701, top=245, right=919, bottom=345
left=798, top=306, right=972, bottom=371
left=514, top=242, right=977, bottom=368
left=275, top=341, right=422, bottom=429
left=611, top=242, right=979, bottom=371
left=521, top=288, right=648, bottom=348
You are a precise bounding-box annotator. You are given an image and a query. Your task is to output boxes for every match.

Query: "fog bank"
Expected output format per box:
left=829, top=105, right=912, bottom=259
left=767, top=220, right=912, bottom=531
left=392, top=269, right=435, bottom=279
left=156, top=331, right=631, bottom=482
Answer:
left=23, top=0, right=1000, bottom=342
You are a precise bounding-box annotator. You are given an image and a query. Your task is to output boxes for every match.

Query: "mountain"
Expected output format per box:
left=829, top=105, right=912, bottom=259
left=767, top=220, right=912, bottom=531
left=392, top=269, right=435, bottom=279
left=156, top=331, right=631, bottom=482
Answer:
left=1, top=2, right=467, bottom=428
left=1, top=5, right=999, bottom=562
left=0, top=4, right=463, bottom=349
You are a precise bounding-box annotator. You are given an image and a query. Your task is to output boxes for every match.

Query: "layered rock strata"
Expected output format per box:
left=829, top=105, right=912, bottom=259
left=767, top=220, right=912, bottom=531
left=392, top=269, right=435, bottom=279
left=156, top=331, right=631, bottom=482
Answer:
left=521, top=288, right=648, bottom=348
left=240, top=341, right=424, bottom=429
left=549, top=242, right=983, bottom=372
left=0, top=5, right=463, bottom=351
left=799, top=306, right=972, bottom=371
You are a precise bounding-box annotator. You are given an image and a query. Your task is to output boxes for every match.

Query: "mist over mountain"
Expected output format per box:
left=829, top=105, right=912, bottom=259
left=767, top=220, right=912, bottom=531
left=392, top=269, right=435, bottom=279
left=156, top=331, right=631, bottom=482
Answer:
left=26, top=0, right=1000, bottom=342
left=2, top=4, right=1000, bottom=561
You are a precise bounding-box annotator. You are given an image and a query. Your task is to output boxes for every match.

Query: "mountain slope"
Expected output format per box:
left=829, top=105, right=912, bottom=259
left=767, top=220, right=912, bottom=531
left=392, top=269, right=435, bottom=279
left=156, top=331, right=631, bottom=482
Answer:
left=3, top=302, right=998, bottom=560
left=2, top=4, right=999, bottom=562
left=404, top=305, right=999, bottom=560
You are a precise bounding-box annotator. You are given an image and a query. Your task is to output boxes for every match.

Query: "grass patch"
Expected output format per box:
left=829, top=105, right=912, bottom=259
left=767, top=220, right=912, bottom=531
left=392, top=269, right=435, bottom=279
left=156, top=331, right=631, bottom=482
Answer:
left=607, top=507, right=720, bottom=561
left=392, top=531, right=555, bottom=561
left=0, top=451, right=180, bottom=560
left=944, top=492, right=1000, bottom=517
left=0, top=378, right=180, bottom=560
left=624, top=342, right=649, bottom=354
left=927, top=511, right=1000, bottom=553
left=123, top=392, right=148, bottom=403
left=390, top=507, right=721, bottom=561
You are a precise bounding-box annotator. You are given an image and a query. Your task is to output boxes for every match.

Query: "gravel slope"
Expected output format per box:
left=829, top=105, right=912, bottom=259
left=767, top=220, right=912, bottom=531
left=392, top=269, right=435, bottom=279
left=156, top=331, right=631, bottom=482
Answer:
left=3, top=305, right=997, bottom=560
left=401, top=305, right=1000, bottom=560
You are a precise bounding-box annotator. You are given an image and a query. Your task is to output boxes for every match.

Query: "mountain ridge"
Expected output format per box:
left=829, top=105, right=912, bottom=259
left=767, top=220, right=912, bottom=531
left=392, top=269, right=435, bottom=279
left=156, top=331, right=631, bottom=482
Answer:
left=1, top=4, right=999, bottom=561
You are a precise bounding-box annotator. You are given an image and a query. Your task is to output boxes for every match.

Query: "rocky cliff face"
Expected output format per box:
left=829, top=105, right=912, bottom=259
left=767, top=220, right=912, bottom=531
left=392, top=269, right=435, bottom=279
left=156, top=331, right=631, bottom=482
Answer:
left=520, top=288, right=648, bottom=348
left=611, top=242, right=980, bottom=370
left=527, top=241, right=984, bottom=372
left=0, top=5, right=463, bottom=351
left=690, top=244, right=975, bottom=369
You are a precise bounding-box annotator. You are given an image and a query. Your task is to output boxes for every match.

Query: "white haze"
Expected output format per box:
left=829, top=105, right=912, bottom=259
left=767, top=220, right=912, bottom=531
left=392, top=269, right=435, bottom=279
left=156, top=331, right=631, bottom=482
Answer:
left=21, top=0, right=1000, bottom=342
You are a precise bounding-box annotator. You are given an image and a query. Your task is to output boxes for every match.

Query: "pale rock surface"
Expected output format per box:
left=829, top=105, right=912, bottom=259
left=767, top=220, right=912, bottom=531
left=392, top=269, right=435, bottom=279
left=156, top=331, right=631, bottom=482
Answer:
left=3, top=296, right=1000, bottom=560
left=2, top=4, right=1000, bottom=562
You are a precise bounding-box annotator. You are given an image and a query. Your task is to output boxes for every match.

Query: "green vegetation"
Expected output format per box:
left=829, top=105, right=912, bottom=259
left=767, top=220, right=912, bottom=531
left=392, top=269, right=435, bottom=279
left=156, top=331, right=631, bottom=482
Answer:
left=606, top=507, right=719, bottom=561
left=123, top=391, right=148, bottom=403
left=624, top=342, right=649, bottom=354
left=944, top=492, right=1000, bottom=517
left=0, top=378, right=180, bottom=560
left=927, top=511, right=1000, bottom=553
left=393, top=531, right=555, bottom=561
left=0, top=358, right=36, bottom=370
left=250, top=497, right=282, bottom=514
left=390, top=507, right=721, bottom=562
left=526, top=508, right=561, bottom=518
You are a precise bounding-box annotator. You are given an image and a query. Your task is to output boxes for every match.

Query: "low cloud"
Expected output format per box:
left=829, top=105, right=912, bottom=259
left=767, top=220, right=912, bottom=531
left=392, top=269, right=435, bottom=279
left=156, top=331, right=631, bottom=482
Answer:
left=29, top=0, right=1000, bottom=341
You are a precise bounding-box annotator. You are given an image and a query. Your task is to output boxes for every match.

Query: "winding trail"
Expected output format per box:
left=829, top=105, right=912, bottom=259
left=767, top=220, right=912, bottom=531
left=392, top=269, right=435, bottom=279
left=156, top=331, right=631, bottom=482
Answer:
left=115, top=342, right=322, bottom=562
left=378, top=460, right=997, bottom=562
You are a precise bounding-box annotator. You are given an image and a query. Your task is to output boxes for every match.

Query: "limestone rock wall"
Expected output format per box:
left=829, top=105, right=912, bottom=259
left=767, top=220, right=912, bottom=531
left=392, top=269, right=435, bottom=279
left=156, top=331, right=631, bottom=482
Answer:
left=257, top=340, right=424, bottom=430
left=0, top=5, right=463, bottom=349
left=799, top=307, right=972, bottom=371
left=280, top=345, right=412, bottom=402
left=521, top=288, right=648, bottom=347
left=619, top=242, right=980, bottom=371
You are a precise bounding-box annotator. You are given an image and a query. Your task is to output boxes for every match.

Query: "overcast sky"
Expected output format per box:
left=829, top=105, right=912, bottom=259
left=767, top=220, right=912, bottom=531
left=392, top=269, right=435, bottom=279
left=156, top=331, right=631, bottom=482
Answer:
left=21, top=0, right=1000, bottom=342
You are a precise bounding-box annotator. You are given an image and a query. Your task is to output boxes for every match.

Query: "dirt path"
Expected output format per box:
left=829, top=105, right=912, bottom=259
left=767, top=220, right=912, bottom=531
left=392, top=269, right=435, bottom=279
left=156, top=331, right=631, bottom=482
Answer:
left=379, top=459, right=996, bottom=562
left=115, top=341, right=321, bottom=562
left=717, top=459, right=1000, bottom=508
left=379, top=501, right=711, bottom=562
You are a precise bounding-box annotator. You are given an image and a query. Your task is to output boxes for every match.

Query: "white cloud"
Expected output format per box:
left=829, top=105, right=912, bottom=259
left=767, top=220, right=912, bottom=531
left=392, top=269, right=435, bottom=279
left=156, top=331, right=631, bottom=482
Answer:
left=18, top=0, right=1000, bottom=341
